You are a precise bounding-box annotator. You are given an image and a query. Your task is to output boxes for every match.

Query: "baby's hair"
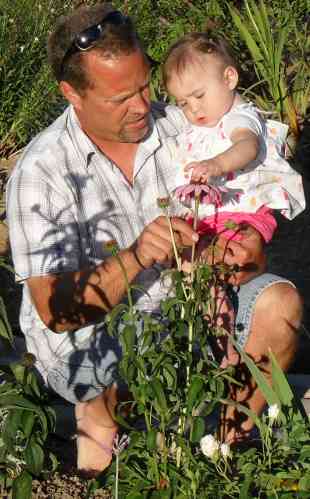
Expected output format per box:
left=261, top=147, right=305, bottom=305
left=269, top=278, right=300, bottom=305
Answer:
left=162, top=32, right=239, bottom=89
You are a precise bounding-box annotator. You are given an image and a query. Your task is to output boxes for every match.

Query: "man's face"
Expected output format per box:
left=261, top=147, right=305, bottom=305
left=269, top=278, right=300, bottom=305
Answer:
left=74, top=49, right=151, bottom=143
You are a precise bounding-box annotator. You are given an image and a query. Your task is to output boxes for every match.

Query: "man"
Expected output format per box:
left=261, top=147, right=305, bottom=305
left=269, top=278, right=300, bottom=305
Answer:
left=7, top=2, right=302, bottom=476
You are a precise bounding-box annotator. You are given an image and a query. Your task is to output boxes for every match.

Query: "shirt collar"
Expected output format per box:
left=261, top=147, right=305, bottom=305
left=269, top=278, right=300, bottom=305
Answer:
left=66, top=103, right=179, bottom=168
left=66, top=105, right=96, bottom=168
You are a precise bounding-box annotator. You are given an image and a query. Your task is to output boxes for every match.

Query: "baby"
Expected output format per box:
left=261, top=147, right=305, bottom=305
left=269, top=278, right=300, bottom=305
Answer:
left=162, top=33, right=305, bottom=243
left=162, top=33, right=305, bottom=365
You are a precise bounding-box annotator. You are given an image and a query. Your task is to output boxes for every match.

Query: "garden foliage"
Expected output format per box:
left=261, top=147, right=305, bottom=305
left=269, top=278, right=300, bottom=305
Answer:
left=0, top=257, right=57, bottom=498
left=0, top=0, right=310, bottom=497
left=91, top=197, right=310, bottom=498
left=0, top=0, right=309, bottom=159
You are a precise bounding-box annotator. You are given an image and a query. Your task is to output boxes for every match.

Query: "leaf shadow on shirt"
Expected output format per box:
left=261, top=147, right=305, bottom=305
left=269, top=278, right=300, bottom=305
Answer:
left=46, top=269, right=123, bottom=401
left=26, top=194, right=142, bottom=400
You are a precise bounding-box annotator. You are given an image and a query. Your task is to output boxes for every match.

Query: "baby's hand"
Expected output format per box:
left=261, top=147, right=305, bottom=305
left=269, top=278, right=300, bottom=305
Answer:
left=184, top=158, right=223, bottom=183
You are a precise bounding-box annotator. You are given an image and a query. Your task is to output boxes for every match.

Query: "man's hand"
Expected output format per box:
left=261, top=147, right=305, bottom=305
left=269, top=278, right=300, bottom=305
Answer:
left=184, top=158, right=223, bottom=183
left=133, top=216, right=199, bottom=269
left=199, top=224, right=267, bottom=286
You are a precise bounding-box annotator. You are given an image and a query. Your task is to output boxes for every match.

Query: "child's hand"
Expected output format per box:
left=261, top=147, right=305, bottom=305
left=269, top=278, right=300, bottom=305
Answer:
left=184, top=158, right=223, bottom=183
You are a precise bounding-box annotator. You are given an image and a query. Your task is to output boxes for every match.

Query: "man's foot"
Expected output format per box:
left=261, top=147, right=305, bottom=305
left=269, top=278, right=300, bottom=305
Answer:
left=75, top=402, right=118, bottom=477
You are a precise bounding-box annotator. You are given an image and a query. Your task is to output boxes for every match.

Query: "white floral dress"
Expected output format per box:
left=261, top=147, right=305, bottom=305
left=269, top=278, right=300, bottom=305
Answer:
left=171, top=101, right=305, bottom=222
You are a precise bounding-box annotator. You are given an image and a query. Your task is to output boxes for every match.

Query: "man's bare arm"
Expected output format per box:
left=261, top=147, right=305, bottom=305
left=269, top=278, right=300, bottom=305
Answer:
left=28, top=216, right=198, bottom=333
left=27, top=248, right=142, bottom=333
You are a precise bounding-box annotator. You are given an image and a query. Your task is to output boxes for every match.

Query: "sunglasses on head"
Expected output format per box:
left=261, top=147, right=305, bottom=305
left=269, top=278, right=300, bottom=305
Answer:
left=59, top=10, right=129, bottom=80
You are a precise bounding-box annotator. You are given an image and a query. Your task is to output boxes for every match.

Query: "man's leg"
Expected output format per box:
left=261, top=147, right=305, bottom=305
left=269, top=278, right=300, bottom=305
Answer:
left=47, top=327, right=123, bottom=475
left=75, top=384, right=119, bottom=476
left=224, top=275, right=302, bottom=442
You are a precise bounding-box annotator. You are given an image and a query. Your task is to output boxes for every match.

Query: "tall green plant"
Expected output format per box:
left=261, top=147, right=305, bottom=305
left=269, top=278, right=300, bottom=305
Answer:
left=228, top=0, right=309, bottom=141
left=0, top=256, right=14, bottom=345
left=87, top=196, right=310, bottom=498
left=0, top=0, right=67, bottom=157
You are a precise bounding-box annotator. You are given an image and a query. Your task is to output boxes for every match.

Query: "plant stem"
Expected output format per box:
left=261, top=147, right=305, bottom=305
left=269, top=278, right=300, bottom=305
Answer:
left=190, top=195, right=199, bottom=284
left=164, top=210, right=182, bottom=271
left=176, top=413, right=185, bottom=468
left=186, top=320, right=194, bottom=393
left=115, top=254, right=134, bottom=319
left=115, top=454, right=119, bottom=499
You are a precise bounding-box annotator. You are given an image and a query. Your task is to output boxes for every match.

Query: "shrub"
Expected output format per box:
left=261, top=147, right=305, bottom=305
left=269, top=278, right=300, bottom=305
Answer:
left=0, top=0, right=309, bottom=158
left=0, top=0, right=67, bottom=158
left=0, top=257, right=57, bottom=499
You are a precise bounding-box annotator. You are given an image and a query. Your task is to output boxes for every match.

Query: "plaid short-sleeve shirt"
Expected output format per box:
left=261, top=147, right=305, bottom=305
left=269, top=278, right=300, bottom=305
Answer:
left=6, top=103, right=187, bottom=378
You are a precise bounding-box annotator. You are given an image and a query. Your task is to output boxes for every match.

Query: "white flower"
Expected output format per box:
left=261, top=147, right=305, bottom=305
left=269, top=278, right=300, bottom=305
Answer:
left=220, top=443, right=231, bottom=459
left=268, top=403, right=280, bottom=422
left=156, top=431, right=165, bottom=451
left=34, top=37, right=39, bottom=43
left=20, top=45, right=25, bottom=53
left=200, top=434, right=219, bottom=458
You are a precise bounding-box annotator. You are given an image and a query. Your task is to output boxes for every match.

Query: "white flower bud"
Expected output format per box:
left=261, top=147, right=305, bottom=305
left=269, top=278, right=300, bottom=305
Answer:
left=200, top=434, right=219, bottom=458
left=268, top=403, right=280, bottom=422
left=220, top=443, right=231, bottom=459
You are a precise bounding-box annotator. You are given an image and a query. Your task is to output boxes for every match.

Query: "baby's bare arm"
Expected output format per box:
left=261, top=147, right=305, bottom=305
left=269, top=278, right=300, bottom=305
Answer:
left=185, top=128, right=259, bottom=183
left=220, top=127, right=260, bottom=172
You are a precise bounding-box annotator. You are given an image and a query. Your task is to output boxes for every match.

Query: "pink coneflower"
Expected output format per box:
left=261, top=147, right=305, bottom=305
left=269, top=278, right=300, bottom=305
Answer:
left=174, top=184, right=227, bottom=208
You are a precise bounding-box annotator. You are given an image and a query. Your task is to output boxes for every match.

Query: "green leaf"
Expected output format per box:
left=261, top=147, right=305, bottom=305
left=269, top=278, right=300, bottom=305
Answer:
left=269, top=350, right=294, bottom=406
left=230, top=336, right=280, bottom=407
left=150, top=379, right=168, bottom=416
left=0, top=394, right=48, bottom=437
left=275, top=22, right=289, bottom=76
left=126, top=492, right=145, bottom=499
left=10, top=362, right=26, bottom=384
left=151, top=352, right=166, bottom=374
left=146, top=429, right=157, bottom=451
left=47, top=451, right=59, bottom=472
left=114, top=410, right=135, bottom=431
left=239, top=472, right=253, bottom=499
left=161, top=297, right=184, bottom=316
left=150, top=490, right=172, bottom=499
left=129, top=284, right=150, bottom=298
left=140, top=329, right=153, bottom=352
left=21, top=411, right=35, bottom=439
left=299, top=446, right=310, bottom=461
left=299, top=473, right=310, bottom=492
left=2, top=409, right=22, bottom=447
left=24, top=438, right=44, bottom=476
left=106, top=303, right=128, bottom=336
left=0, top=295, right=14, bottom=344
left=228, top=4, right=265, bottom=75
left=12, top=470, right=32, bottom=499
left=191, top=416, right=205, bottom=443
left=187, top=376, right=204, bottom=413
left=222, top=398, right=263, bottom=435
left=122, top=325, right=137, bottom=354
left=163, top=364, right=177, bottom=390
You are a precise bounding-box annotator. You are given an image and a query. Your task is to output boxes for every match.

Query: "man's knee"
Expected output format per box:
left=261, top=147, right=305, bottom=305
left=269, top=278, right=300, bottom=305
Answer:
left=246, top=282, right=302, bottom=369
left=255, top=282, right=303, bottom=330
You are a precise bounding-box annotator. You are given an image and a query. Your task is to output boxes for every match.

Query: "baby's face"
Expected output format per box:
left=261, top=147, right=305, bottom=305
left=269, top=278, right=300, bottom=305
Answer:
left=167, top=53, right=237, bottom=127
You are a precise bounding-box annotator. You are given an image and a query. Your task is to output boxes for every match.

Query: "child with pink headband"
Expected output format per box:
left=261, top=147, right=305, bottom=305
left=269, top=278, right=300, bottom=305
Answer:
left=163, top=33, right=305, bottom=243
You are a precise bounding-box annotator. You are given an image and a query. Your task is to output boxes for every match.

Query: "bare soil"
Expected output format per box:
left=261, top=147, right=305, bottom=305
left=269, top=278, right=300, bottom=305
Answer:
left=30, top=426, right=114, bottom=498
